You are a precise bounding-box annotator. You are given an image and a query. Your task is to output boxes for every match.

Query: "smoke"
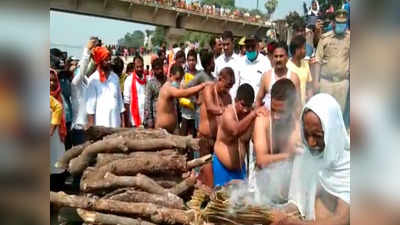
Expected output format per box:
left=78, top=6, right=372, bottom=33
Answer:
left=228, top=153, right=324, bottom=209
left=228, top=161, right=294, bottom=208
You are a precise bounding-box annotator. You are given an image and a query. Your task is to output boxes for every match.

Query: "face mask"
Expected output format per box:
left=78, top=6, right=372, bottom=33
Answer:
left=246, top=51, right=257, bottom=61
left=335, top=23, right=347, bottom=35
left=171, top=81, right=179, bottom=88
left=324, top=24, right=333, bottom=33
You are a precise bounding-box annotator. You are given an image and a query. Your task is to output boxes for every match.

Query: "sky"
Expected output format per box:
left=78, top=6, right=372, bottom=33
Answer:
left=50, top=0, right=313, bottom=55
left=236, top=0, right=313, bottom=20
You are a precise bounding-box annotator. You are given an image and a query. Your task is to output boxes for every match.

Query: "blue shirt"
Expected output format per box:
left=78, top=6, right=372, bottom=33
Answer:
left=343, top=2, right=350, bottom=29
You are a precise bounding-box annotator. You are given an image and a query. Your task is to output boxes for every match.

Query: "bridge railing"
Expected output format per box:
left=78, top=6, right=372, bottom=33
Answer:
left=129, top=0, right=271, bottom=27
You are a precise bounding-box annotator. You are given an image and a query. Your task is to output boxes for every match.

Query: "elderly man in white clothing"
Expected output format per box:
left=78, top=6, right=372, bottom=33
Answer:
left=86, top=46, right=125, bottom=128
left=271, top=93, right=350, bottom=225
left=214, top=30, right=241, bottom=98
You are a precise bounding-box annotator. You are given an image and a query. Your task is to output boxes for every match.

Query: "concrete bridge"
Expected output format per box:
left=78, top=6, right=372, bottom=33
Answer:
left=50, top=0, right=271, bottom=39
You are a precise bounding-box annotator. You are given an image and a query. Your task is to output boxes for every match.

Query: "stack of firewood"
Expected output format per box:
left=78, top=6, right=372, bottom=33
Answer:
left=50, top=126, right=211, bottom=225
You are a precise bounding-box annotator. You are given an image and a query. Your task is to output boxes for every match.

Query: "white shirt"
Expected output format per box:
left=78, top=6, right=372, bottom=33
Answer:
left=237, top=53, right=272, bottom=98
left=196, top=53, right=204, bottom=71
left=263, top=68, right=292, bottom=109
left=214, top=53, right=241, bottom=98
left=123, top=74, right=146, bottom=126
left=86, top=71, right=125, bottom=128
left=71, top=48, right=91, bottom=130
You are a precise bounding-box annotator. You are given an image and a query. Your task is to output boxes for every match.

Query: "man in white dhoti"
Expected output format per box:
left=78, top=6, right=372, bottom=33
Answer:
left=271, top=93, right=350, bottom=225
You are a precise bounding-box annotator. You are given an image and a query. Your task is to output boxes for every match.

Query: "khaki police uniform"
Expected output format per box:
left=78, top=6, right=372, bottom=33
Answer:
left=315, top=10, right=350, bottom=112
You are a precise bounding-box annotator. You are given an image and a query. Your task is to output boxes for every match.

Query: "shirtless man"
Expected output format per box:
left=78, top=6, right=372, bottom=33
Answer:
left=213, top=84, right=266, bottom=187
left=255, top=42, right=300, bottom=110
left=155, top=64, right=209, bottom=133
left=196, top=67, right=234, bottom=187
left=253, top=79, right=301, bottom=200
left=198, top=67, right=235, bottom=155
left=254, top=78, right=301, bottom=167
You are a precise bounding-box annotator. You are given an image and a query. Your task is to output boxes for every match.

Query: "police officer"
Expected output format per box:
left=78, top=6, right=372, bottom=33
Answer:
left=314, top=9, right=350, bottom=116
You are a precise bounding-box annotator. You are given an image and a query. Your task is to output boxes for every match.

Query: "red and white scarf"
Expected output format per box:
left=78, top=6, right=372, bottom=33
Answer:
left=130, top=71, right=146, bottom=127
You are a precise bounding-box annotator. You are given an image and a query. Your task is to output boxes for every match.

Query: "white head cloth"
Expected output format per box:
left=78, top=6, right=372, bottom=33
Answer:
left=288, top=93, right=350, bottom=220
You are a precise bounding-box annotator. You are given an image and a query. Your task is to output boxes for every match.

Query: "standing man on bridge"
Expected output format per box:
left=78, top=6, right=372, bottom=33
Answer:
left=214, top=30, right=241, bottom=99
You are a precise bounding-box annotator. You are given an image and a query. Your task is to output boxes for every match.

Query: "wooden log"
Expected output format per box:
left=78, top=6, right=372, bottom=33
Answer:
left=151, top=176, right=183, bottom=188
left=104, top=188, right=185, bottom=209
left=68, top=136, right=128, bottom=176
left=124, top=135, right=199, bottom=151
left=155, top=180, right=179, bottom=188
left=186, top=154, right=212, bottom=170
left=103, top=128, right=169, bottom=140
left=55, top=141, right=92, bottom=169
left=50, top=192, right=193, bottom=225
left=77, top=209, right=156, bottom=225
left=169, top=174, right=197, bottom=196
left=107, top=173, right=169, bottom=195
left=82, top=172, right=170, bottom=195
left=95, top=150, right=178, bottom=168
left=100, top=176, right=181, bottom=189
left=95, top=153, right=128, bottom=167
left=85, top=126, right=130, bottom=141
left=81, top=152, right=188, bottom=191
left=70, top=135, right=199, bottom=176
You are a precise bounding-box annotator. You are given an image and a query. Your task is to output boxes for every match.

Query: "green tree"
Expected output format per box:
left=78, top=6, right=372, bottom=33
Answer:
left=249, top=9, right=263, bottom=16
left=201, top=0, right=234, bottom=8
left=151, top=26, right=167, bottom=47
left=181, top=30, right=212, bottom=48
left=264, top=0, right=278, bottom=19
left=117, top=30, right=145, bottom=48
left=285, top=11, right=306, bottom=27
left=317, top=0, right=344, bottom=12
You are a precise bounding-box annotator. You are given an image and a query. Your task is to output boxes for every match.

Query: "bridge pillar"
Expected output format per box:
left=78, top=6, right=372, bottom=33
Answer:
left=165, top=27, right=185, bottom=45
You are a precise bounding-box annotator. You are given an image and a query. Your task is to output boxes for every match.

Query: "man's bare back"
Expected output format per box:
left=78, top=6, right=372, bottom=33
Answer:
left=155, top=82, right=178, bottom=133
left=156, top=81, right=207, bottom=133
left=199, top=83, right=231, bottom=139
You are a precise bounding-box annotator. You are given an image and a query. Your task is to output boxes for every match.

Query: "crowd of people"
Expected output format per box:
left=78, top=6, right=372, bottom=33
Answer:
left=133, top=0, right=269, bottom=24
left=50, top=6, right=350, bottom=225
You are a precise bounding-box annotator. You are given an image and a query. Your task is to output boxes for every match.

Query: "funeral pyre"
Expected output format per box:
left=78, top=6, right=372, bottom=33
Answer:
left=50, top=126, right=298, bottom=225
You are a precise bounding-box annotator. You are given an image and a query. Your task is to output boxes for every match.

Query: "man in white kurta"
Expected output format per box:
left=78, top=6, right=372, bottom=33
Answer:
left=86, top=70, right=125, bottom=128
left=237, top=35, right=272, bottom=97
left=123, top=56, right=146, bottom=127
